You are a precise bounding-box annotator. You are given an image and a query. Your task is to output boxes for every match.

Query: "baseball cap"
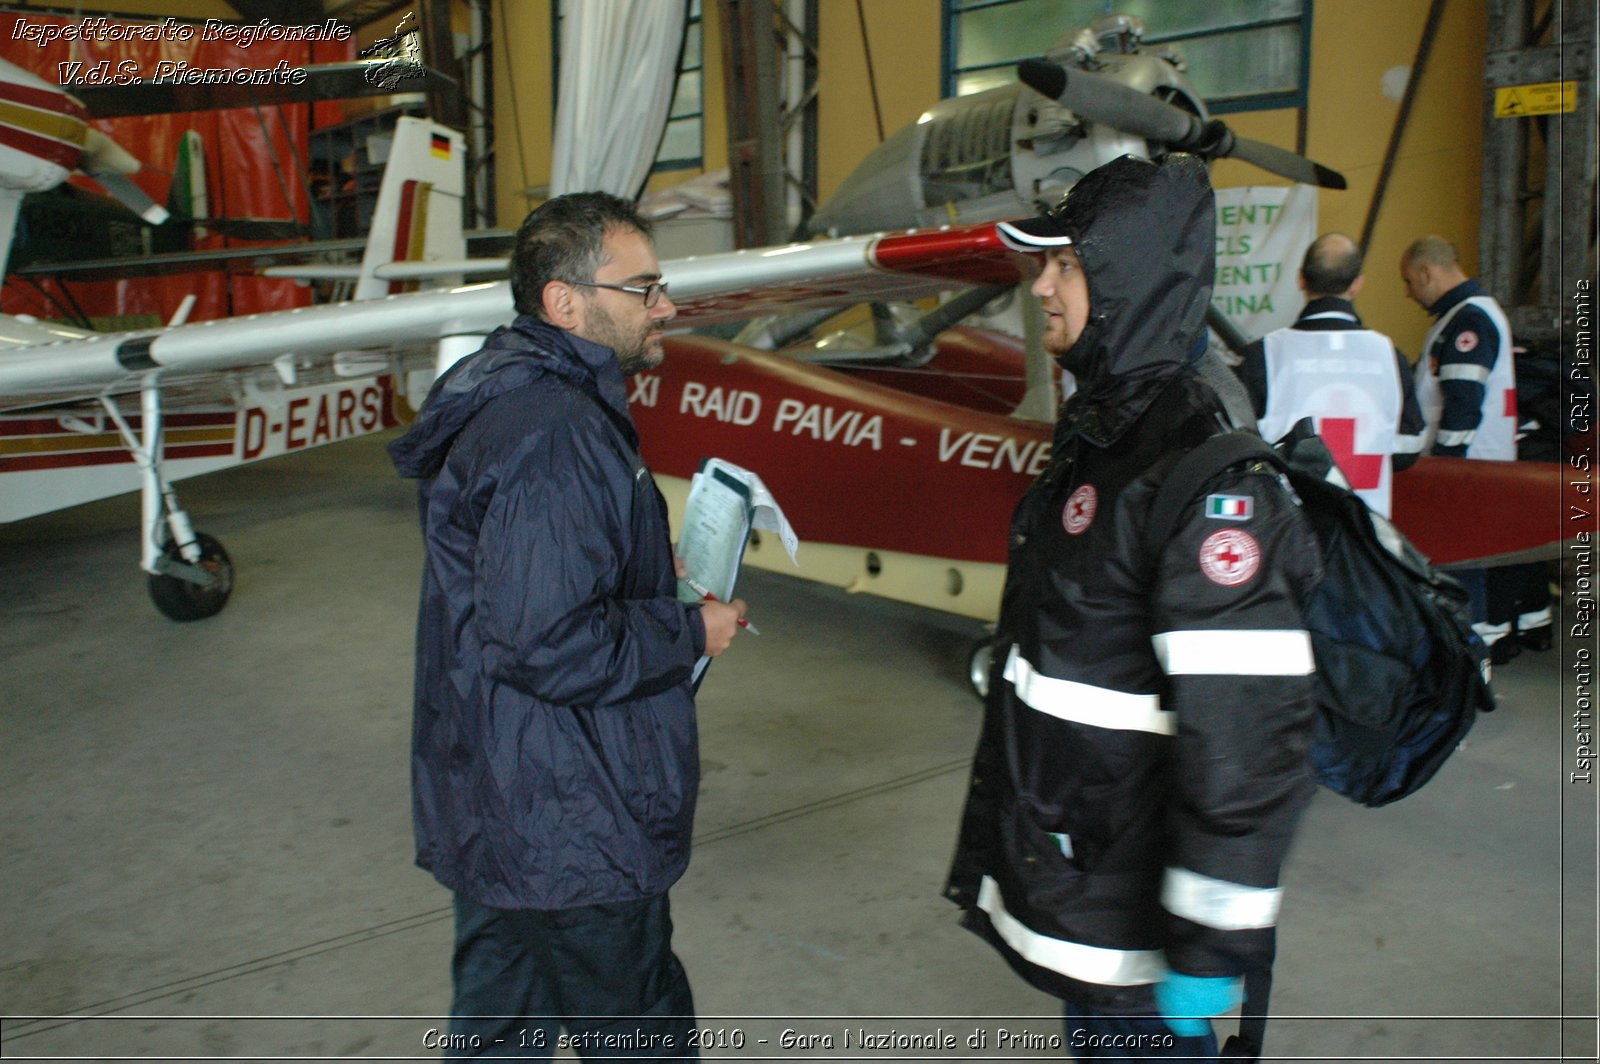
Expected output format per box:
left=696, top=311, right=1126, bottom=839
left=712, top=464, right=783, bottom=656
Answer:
left=995, top=198, right=1074, bottom=252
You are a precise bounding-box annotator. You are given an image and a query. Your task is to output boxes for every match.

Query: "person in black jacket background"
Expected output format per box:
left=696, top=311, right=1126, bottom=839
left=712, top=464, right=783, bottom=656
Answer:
left=389, top=192, right=746, bottom=1060
left=947, top=155, right=1322, bottom=1059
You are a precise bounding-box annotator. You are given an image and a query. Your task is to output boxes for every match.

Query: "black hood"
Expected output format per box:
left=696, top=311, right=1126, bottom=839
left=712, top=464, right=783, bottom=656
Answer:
left=1049, top=153, right=1215, bottom=385
left=388, top=316, right=627, bottom=480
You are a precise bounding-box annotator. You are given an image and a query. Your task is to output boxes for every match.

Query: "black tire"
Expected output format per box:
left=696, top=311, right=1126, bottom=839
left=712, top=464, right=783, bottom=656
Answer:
left=968, top=638, right=993, bottom=700
left=147, top=532, right=234, bottom=621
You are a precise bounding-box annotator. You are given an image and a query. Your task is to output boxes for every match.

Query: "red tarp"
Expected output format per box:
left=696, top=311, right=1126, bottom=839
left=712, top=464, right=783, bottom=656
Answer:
left=2, top=11, right=355, bottom=322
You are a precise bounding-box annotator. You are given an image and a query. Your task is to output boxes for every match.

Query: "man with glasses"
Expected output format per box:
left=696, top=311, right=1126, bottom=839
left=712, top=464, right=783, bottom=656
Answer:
left=390, top=191, right=747, bottom=1059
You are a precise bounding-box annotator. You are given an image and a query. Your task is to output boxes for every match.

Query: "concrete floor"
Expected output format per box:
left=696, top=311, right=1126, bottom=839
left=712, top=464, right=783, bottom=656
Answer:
left=1, top=431, right=1594, bottom=1062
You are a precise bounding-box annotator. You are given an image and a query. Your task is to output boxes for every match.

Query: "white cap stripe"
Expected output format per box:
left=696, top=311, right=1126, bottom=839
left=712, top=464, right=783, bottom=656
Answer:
left=996, top=220, right=1074, bottom=252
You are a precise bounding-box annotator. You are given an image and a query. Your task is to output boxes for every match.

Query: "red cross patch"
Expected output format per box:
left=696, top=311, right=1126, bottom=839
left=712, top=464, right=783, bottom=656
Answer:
left=1199, top=528, right=1262, bottom=587
left=1454, top=330, right=1480, bottom=353
left=1063, top=484, right=1097, bottom=535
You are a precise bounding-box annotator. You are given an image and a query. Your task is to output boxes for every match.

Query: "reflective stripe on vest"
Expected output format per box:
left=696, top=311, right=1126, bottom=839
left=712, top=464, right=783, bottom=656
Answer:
left=1152, top=629, right=1315, bottom=676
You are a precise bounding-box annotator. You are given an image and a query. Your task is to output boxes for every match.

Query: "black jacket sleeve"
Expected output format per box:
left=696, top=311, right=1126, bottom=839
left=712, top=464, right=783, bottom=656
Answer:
left=1149, top=459, right=1321, bottom=978
left=1393, top=344, right=1425, bottom=472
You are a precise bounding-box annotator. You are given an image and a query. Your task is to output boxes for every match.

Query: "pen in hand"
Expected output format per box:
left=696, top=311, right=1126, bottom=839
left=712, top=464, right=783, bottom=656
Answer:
left=683, top=577, right=760, bottom=636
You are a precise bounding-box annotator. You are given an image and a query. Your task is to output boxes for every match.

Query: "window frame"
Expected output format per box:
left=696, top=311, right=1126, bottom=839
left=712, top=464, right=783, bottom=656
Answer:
left=941, top=0, right=1314, bottom=114
left=550, top=0, right=704, bottom=175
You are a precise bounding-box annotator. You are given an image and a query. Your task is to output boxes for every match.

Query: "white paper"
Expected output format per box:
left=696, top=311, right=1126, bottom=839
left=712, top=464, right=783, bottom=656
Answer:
left=674, top=457, right=799, bottom=684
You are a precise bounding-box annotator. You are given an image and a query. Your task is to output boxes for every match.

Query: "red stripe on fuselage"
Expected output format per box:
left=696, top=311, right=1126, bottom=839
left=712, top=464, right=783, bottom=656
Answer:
left=0, top=411, right=235, bottom=437
left=0, top=120, right=81, bottom=169
left=633, top=335, right=1046, bottom=565
left=388, top=179, right=420, bottom=296
left=0, top=78, right=88, bottom=119
left=0, top=442, right=232, bottom=473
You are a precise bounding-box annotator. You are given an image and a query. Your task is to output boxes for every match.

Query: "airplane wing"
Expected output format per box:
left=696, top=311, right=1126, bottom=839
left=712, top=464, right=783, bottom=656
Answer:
left=0, top=222, right=1022, bottom=401
left=9, top=236, right=371, bottom=282
left=15, top=230, right=517, bottom=285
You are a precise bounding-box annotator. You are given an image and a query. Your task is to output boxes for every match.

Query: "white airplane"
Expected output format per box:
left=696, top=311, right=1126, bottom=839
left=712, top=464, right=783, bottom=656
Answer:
left=1, top=54, right=479, bottom=619
left=0, top=15, right=1564, bottom=630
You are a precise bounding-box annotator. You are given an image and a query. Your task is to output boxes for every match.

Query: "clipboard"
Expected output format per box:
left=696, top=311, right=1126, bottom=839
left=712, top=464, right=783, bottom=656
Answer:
left=676, top=461, right=755, bottom=686
left=676, top=461, right=754, bottom=606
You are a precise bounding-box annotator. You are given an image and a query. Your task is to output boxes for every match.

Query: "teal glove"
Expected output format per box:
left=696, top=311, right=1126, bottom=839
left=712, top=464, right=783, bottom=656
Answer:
left=1154, top=971, right=1242, bottom=1037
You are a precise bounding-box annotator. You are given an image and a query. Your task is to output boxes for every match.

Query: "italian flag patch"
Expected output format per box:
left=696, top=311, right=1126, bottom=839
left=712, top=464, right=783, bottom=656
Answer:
left=1206, top=494, right=1253, bottom=520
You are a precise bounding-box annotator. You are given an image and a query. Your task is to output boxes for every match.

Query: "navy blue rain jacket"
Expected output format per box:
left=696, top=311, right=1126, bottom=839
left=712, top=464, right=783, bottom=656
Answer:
left=389, top=316, right=706, bottom=910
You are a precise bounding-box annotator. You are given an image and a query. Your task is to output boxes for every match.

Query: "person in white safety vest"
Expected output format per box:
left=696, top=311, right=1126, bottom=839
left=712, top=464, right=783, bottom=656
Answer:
left=1236, top=233, right=1424, bottom=518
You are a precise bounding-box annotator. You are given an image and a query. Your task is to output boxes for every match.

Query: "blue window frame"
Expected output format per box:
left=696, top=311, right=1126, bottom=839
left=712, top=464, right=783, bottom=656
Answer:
left=943, top=0, right=1312, bottom=114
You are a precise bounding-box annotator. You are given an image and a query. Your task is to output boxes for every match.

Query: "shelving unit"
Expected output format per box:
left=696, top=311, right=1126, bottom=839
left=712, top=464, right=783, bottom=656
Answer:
left=307, top=104, right=429, bottom=240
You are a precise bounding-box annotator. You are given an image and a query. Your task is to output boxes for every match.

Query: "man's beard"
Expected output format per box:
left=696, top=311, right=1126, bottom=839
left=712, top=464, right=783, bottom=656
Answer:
left=585, top=300, right=662, bottom=377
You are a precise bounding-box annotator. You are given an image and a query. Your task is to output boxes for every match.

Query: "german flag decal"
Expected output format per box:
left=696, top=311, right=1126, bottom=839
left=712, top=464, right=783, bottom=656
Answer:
left=430, top=132, right=451, bottom=159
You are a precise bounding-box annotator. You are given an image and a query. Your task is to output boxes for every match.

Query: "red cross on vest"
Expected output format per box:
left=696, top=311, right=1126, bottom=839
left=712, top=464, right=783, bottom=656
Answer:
left=1318, top=417, right=1384, bottom=490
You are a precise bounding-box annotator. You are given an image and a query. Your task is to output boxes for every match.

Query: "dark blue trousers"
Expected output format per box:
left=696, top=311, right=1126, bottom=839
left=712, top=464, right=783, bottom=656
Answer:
left=445, top=892, right=698, bottom=1061
left=1063, top=1003, right=1219, bottom=1060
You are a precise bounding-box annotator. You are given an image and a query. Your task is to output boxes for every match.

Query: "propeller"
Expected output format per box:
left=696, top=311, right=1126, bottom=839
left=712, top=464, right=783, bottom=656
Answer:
left=1018, top=58, right=1347, bottom=190
left=81, top=127, right=170, bottom=225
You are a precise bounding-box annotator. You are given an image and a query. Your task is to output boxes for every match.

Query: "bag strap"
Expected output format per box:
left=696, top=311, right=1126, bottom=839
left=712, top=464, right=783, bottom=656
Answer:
left=1153, top=435, right=1284, bottom=1060
left=1148, top=432, right=1282, bottom=552
left=1194, top=347, right=1260, bottom=432
left=1221, top=962, right=1274, bottom=1061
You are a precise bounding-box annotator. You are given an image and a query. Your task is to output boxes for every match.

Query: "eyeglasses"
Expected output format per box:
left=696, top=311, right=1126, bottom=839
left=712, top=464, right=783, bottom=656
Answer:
left=570, top=279, right=670, bottom=308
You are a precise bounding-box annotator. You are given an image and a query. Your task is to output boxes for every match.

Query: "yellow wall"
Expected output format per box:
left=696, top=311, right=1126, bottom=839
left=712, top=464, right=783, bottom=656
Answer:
left=491, top=0, right=556, bottom=226
left=1210, top=1, right=1489, bottom=354
left=815, top=0, right=942, bottom=203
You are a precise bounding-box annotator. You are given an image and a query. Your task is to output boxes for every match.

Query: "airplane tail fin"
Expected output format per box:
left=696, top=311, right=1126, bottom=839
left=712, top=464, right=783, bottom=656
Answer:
left=261, top=118, right=502, bottom=300
left=352, top=117, right=468, bottom=301
left=168, top=130, right=209, bottom=237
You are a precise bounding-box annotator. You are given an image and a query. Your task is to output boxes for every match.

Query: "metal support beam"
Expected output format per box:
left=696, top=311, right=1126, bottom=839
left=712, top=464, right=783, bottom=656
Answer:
left=1480, top=0, right=1597, bottom=343
left=420, top=0, right=470, bottom=132
left=1361, top=0, right=1446, bottom=254
left=718, top=0, right=818, bottom=248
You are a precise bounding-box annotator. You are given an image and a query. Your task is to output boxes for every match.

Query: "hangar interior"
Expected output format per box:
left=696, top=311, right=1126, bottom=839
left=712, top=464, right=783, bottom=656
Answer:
left=1, top=0, right=1595, bottom=1060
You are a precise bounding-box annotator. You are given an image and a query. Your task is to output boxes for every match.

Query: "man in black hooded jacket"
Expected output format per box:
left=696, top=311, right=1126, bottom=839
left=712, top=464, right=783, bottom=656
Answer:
left=946, top=155, right=1322, bottom=1058
left=389, top=192, right=746, bottom=1059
